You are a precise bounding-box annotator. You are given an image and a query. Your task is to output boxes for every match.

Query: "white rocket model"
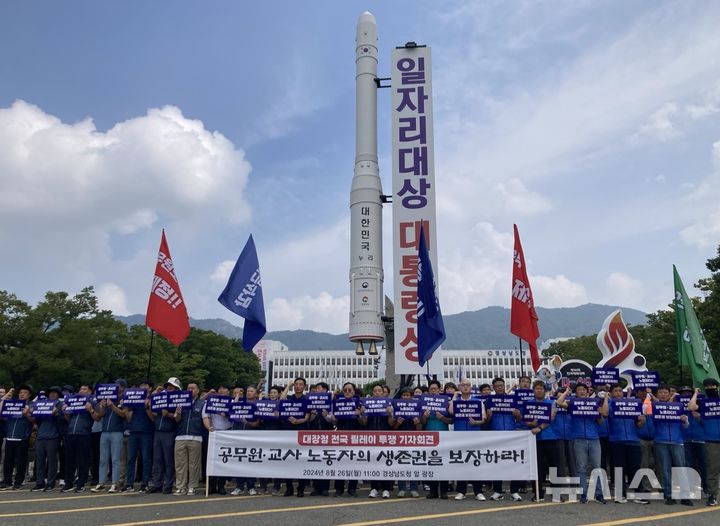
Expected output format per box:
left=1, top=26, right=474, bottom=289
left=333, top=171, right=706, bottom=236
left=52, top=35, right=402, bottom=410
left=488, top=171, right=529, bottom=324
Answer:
left=349, top=11, right=383, bottom=355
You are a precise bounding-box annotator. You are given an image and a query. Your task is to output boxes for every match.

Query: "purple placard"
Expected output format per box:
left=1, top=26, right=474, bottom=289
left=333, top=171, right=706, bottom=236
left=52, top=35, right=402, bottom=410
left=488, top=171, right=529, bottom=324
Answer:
left=254, top=399, right=279, bottom=420
left=122, top=388, right=148, bottom=408
left=453, top=398, right=484, bottom=420
left=700, top=399, right=720, bottom=419
left=592, top=367, right=619, bottom=387
left=279, top=398, right=308, bottom=419
left=487, top=394, right=515, bottom=413
left=0, top=400, right=26, bottom=417
left=653, top=402, right=683, bottom=421
left=167, top=390, right=192, bottom=409
left=361, top=397, right=392, bottom=416
left=522, top=401, right=552, bottom=423
left=570, top=397, right=601, bottom=418
left=513, top=389, right=534, bottom=406
left=631, top=371, right=660, bottom=390
left=610, top=398, right=643, bottom=419
left=307, top=392, right=332, bottom=412
left=470, top=386, right=482, bottom=397
left=96, top=384, right=119, bottom=401
left=204, top=394, right=232, bottom=415
left=32, top=399, right=57, bottom=418
left=419, top=394, right=450, bottom=415
left=64, top=394, right=91, bottom=414
left=332, top=397, right=359, bottom=419
left=392, top=398, right=421, bottom=419
left=229, top=401, right=255, bottom=422
left=150, top=392, right=169, bottom=413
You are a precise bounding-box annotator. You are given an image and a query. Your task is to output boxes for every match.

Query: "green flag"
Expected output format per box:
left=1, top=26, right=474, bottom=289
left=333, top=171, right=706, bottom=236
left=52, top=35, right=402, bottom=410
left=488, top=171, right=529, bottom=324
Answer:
left=673, top=265, right=720, bottom=386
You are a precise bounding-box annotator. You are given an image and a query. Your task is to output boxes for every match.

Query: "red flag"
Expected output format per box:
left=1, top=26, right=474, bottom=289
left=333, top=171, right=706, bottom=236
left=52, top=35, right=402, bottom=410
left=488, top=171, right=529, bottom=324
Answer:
left=510, top=224, right=541, bottom=372
left=145, top=229, right=190, bottom=346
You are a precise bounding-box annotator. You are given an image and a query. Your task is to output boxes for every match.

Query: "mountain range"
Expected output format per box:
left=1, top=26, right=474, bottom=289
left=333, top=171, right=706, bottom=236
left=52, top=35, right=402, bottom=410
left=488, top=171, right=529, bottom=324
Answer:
left=116, top=303, right=647, bottom=350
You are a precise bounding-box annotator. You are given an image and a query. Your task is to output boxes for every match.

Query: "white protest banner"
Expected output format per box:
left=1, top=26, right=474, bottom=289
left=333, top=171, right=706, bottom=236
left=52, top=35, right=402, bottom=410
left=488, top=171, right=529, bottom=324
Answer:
left=207, top=430, right=537, bottom=482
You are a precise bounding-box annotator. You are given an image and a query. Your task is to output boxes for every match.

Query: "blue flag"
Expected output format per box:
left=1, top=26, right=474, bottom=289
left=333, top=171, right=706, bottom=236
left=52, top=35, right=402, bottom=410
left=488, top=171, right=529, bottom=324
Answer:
left=218, top=235, right=266, bottom=352
left=417, top=225, right=445, bottom=367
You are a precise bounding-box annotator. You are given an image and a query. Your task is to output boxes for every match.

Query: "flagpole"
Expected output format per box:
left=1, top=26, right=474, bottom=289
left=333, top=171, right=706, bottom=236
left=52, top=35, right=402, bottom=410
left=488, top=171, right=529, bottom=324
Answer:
left=518, top=337, right=525, bottom=377
left=146, top=330, right=155, bottom=383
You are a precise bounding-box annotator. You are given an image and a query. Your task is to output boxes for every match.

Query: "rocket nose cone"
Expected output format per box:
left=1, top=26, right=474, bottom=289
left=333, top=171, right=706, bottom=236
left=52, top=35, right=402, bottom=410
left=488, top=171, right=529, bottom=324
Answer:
left=356, top=11, right=377, bottom=44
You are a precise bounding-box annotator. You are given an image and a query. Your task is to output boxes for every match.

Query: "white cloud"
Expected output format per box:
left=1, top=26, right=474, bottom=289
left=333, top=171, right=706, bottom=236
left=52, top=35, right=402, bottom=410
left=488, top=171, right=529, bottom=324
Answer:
left=531, top=274, right=588, bottom=308
left=631, top=102, right=681, bottom=144
left=680, top=140, right=720, bottom=249
left=267, top=293, right=349, bottom=334
left=211, top=260, right=235, bottom=283
left=97, top=282, right=129, bottom=315
left=603, top=272, right=645, bottom=309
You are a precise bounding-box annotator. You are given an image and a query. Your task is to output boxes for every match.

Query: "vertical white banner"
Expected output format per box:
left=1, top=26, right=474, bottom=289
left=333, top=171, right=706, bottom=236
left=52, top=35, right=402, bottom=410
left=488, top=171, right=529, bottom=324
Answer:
left=391, top=46, right=442, bottom=375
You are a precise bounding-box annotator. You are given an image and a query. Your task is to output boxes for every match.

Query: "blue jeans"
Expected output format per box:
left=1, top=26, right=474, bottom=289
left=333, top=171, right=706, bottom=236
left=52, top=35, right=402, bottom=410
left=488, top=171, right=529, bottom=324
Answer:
left=126, top=432, right=153, bottom=487
left=573, top=438, right=601, bottom=498
left=99, top=431, right=124, bottom=484
left=655, top=442, right=687, bottom=499
left=398, top=480, right=418, bottom=491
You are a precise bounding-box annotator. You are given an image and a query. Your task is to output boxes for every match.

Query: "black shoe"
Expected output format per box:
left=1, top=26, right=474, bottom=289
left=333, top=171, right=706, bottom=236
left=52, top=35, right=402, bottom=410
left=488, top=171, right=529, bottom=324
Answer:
left=75, top=487, right=86, bottom=493
left=218, top=487, right=227, bottom=495
left=60, top=485, right=74, bottom=493
left=440, top=493, right=448, bottom=499
left=297, top=490, right=305, bottom=497
left=310, top=491, right=320, bottom=496
left=44, top=485, right=55, bottom=492
left=284, top=490, right=294, bottom=497
left=321, top=490, right=329, bottom=496
left=665, top=498, right=676, bottom=505
left=31, top=485, right=45, bottom=492
left=680, top=499, right=694, bottom=506
left=348, top=490, right=357, bottom=497
left=146, top=486, right=160, bottom=494
left=138, top=486, right=147, bottom=494
left=162, top=487, right=173, bottom=494
left=708, top=495, right=718, bottom=506
left=426, top=492, right=439, bottom=499
left=335, top=491, right=344, bottom=497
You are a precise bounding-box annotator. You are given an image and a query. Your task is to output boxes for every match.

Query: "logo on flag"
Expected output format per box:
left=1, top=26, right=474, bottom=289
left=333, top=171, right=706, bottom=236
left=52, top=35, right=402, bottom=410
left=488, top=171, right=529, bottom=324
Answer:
left=510, top=225, right=541, bottom=372
left=416, top=225, right=445, bottom=368
left=218, top=235, right=267, bottom=352
left=145, top=230, right=190, bottom=346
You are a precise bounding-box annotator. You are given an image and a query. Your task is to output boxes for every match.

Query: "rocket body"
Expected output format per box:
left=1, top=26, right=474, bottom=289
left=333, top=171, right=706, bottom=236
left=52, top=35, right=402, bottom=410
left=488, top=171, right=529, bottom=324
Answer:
left=349, top=12, right=384, bottom=346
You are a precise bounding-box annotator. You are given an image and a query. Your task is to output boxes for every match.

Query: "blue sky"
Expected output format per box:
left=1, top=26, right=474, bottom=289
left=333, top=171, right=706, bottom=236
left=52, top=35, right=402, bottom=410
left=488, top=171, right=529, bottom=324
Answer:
left=2, top=1, right=720, bottom=336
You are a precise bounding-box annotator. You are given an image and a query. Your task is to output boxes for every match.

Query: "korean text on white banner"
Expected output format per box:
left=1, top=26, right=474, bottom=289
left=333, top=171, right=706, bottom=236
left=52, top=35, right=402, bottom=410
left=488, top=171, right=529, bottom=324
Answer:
left=207, top=430, right=537, bottom=482
left=391, top=45, right=442, bottom=375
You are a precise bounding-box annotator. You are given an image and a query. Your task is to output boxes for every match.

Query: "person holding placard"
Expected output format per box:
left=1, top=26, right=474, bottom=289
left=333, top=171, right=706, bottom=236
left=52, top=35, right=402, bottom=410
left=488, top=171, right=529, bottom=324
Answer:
left=31, top=386, right=64, bottom=491
left=281, top=377, right=310, bottom=497
left=307, top=382, right=333, bottom=498
left=229, top=385, right=260, bottom=496
left=60, top=384, right=99, bottom=493
left=92, top=379, right=128, bottom=493
left=124, top=382, right=154, bottom=493
left=450, top=379, right=486, bottom=502
left=693, top=378, right=720, bottom=506
left=556, top=382, right=607, bottom=504
left=650, top=384, right=694, bottom=506
left=524, top=381, right=558, bottom=502
left=678, top=386, right=708, bottom=500
left=486, top=378, right=523, bottom=501
left=257, top=385, right=283, bottom=495
left=147, top=378, right=180, bottom=494
left=173, top=382, right=204, bottom=496
left=390, top=388, right=423, bottom=498
left=605, top=384, right=648, bottom=504
left=0, top=385, right=35, bottom=490
left=363, top=384, right=394, bottom=499
left=328, top=382, right=364, bottom=498
left=422, top=380, right=452, bottom=500
left=203, top=384, right=233, bottom=495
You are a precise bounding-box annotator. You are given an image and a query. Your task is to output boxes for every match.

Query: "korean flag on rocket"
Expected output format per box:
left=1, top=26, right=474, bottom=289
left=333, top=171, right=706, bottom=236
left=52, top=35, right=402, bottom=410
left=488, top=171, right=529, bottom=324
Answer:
left=416, top=224, right=446, bottom=367
left=218, top=235, right=266, bottom=352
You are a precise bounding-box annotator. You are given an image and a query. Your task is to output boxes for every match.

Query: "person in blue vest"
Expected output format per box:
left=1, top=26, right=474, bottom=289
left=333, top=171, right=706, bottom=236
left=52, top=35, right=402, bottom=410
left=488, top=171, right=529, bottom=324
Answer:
left=486, top=377, right=523, bottom=501
left=173, top=382, right=205, bottom=496
left=0, top=386, right=6, bottom=483
left=0, top=385, right=35, bottom=490
left=603, top=384, right=649, bottom=504
left=31, top=386, right=64, bottom=491
left=307, top=382, right=333, bottom=498
left=525, top=380, right=559, bottom=502
left=678, top=385, right=708, bottom=500
left=61, top=384, right=99, bottom=492
left=147, top=378, right=180, bottom=494
left=689, top=379, right=719, bottom=506
left=422, top=380, right=452, bottom=500
left=91, top=379, right=128, bottom=493
left=557, top=382, right=607, bottom=503
left=450, top=378, right=486, bottom=502
left=124, top=382, right=154, bottom=493
left=652, top=383, right=694, bottom=506
left=550, top=386, right=575, bottom=486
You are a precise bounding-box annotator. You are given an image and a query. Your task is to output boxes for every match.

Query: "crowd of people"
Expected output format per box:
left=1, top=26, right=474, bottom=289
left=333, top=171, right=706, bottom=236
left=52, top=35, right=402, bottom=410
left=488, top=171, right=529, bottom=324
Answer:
left=0, top=374, right=718, bottom=507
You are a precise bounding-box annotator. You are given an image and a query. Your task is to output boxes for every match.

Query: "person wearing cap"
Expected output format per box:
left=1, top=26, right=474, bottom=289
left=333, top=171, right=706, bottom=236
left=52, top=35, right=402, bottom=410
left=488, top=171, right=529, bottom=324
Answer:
left=689, top=379, right=720, bottom=506
left=147, top=378, right=180, bottom=494
left=125, top=382, right=155, bottom=493
left=0, top=385, right=36, bottom=490
left=173, top=382, right=205, bottom=496
left=31, top=386, right=64, bottom=491
left=91, top=379, right=128, bottom=493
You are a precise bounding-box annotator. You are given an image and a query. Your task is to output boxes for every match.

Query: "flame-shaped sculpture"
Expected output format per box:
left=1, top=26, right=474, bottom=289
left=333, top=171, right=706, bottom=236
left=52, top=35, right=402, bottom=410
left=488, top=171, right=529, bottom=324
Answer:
left=596, top=309, right=647, bottom=373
